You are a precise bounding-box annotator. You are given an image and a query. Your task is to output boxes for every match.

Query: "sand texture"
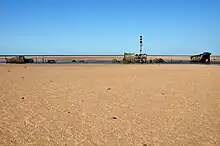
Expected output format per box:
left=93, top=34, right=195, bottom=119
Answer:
left=0, top=64, right=220, bottom=146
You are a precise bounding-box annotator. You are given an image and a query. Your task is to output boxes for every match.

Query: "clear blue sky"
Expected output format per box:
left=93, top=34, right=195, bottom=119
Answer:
left=0, top=0, right=220, bottom=55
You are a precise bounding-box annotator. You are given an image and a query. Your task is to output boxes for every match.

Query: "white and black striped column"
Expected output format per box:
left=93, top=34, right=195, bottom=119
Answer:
left=140, top=36, right=143, bottom=54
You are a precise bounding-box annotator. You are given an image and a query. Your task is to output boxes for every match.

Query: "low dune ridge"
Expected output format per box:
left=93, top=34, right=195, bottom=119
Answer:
left=1, top=55, right=220, bottom=63
left=0, top=64, right=219, bottom=145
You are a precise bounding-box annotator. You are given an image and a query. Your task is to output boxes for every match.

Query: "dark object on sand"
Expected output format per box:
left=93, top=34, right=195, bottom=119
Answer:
left=122, top=53, right=147, bottom=63
left=153, top=58, right=165, bottom=63
left=78, top=60, right=85, bottom=63
left=72, top=60, right=76, bottom=62
left=112, top=59, right=118, bottom=63
left=47, top=60, right=56, bottom=63
left=190, top=52, right=211, bottom=63
left=5, top=56, right=34, bottom=64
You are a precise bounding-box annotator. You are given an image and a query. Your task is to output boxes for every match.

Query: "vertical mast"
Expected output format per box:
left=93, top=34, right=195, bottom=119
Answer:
left=140, top=35, right=143, bottom=54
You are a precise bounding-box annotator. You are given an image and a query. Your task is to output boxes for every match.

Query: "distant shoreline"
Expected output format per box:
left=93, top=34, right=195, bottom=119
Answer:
left=0, top=55, right=123, bottom=57
left=1, top=54, right=219, bottom=57
left=1, top=55, right=219, bottom=62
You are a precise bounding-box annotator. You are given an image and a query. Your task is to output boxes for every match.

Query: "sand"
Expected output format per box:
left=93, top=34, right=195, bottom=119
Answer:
left=0, top=64, right=220, bottom=146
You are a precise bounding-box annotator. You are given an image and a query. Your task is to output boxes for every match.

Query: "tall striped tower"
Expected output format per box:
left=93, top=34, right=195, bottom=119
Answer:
left=140, top=35, right=143, bottom=54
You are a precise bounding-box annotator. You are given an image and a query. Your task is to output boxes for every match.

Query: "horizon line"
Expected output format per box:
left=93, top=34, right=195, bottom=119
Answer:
left=0, top=54, right=219, bottom=56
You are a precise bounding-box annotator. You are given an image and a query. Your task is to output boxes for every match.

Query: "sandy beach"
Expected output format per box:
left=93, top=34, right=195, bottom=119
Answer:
left=0, top=64, right=219, bottom=146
